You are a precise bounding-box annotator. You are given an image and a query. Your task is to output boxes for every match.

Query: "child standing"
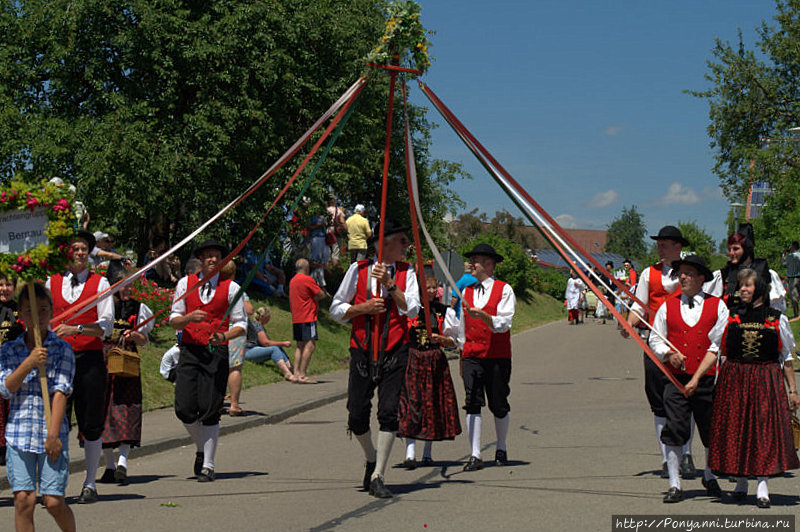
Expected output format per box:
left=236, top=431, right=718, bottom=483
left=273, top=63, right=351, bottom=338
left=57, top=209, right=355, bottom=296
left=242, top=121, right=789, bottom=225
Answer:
left=0, top=284, right=76, bottom=532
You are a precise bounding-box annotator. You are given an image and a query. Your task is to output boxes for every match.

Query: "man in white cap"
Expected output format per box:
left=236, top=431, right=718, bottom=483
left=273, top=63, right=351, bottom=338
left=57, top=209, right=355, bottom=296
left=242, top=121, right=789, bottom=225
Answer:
left=346, top=204, right=372, bottom=263
left=89, top=231, right=126, bottom=268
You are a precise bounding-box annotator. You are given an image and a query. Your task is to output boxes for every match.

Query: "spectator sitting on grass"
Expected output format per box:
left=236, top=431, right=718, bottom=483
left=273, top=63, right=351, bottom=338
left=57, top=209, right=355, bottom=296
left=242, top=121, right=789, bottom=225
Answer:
left=244, top=307, right=294, bottom=381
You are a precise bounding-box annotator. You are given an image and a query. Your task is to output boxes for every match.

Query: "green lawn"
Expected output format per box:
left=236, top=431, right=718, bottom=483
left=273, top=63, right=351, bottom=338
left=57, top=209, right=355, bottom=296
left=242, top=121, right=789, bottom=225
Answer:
left=138, top=290, right=567, bottom=411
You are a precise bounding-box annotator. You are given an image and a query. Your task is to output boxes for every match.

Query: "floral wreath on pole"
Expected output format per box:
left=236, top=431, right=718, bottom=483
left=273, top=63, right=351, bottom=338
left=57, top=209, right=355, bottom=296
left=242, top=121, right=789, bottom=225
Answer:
left=0, top=179, right=76, bottom=282
left=365, top=1, right=432, bottom=75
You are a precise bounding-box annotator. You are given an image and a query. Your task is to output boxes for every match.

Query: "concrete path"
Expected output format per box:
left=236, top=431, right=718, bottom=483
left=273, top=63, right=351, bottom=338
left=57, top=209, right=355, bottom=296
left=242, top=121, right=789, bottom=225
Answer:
left=2, top=318, right=798, bottom=531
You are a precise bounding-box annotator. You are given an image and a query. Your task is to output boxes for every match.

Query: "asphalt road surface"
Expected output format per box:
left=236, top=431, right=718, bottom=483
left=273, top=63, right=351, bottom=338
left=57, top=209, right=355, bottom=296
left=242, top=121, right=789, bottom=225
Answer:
left=2, top=319, right=797, bottom=531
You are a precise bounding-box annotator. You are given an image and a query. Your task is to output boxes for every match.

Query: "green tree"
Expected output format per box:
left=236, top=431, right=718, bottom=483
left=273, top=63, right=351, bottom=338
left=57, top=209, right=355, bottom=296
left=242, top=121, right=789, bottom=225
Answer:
left=457, top=234, right=535, bottom=297
left=677, top=220, right=715, bottom=262
left=605, top=205, right=647, bottom=260
left=0, top=0, right=466, bottom=259
left=690, top=0, right=800, bottom=262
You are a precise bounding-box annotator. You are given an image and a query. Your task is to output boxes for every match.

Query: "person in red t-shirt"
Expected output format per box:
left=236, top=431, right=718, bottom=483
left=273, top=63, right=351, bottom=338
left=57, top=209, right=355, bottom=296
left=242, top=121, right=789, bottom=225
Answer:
left=289, top=259, right=326, bottom=383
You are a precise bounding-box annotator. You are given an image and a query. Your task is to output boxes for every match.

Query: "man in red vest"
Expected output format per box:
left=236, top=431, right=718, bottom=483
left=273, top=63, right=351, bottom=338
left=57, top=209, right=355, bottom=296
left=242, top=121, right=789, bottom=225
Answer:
left=648, top=255, right=728, bottom=503
left=622, top=225, right=698, bottom=479
left=169, top=240, right=247, bottom=483
left=330, top=220, right=420, bottom=499
left=47, top=230, right=114, bottom=504
left=445, top=243, right=515, bottom=472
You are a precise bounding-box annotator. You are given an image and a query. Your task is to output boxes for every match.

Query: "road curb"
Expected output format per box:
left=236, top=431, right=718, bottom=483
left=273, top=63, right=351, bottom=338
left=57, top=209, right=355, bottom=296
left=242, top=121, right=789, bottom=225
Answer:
left=0, top=389, right=348, bottom=492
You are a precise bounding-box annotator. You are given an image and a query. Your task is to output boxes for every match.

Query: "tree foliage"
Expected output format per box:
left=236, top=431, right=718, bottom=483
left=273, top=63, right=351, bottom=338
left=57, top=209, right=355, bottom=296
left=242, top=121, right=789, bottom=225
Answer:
left=457, top=233, right=536, bottom=297
left=447, top=208, right=537, bottom=250
left=0, top=0, right=466, bottom=260
left=690, top=0, right=800, bottom=264
left=605, top=205, right=647, bottom=261
left=677, top=220, right=716, bottom=263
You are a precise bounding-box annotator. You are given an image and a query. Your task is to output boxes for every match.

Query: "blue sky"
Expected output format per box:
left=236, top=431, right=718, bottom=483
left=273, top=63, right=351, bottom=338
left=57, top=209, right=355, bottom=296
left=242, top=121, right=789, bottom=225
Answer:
left=409, top=1, right=777, bottom=245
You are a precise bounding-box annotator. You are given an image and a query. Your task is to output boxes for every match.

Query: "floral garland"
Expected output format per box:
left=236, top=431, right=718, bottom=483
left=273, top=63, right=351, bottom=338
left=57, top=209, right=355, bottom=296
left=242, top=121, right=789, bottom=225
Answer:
left=0, top=179, right=76, bottom=282
left=366, top=1, right=432, bottom=74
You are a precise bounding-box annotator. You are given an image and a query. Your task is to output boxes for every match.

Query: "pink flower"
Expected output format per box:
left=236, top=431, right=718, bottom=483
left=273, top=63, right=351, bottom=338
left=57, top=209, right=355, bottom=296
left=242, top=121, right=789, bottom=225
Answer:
left=26, top=197, right=39, bottom=211
left=39, top=259, right=48, bottom=267
left=52, top=199, right=70, bottom=212
left=10, top=265, right=22, bottom=273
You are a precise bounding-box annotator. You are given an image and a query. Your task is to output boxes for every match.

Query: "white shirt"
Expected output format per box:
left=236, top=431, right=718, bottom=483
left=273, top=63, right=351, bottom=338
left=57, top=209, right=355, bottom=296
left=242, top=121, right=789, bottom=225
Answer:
left=564, top=277, right=585, bottom=310
left=329, top=260, right=420, bottom=323
left=125, top=301, right=154, bottom=343
left=169, top=273, right=248, bottom=333
left=442, top=276, right=516, bottom=350
left=46, top=269, right=114, bottom=337
left=649, top=292, right=729, bottom=359
left=159, top=344, right=180, bottom=379
left=706, top=268, right=787, bottom=313
left=630, top=263, right=680, bottom=317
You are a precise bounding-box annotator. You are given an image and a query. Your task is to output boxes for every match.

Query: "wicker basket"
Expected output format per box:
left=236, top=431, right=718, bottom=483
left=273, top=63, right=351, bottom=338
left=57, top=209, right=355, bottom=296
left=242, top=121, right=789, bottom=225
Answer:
left=107, top=346, right=140, bottom=378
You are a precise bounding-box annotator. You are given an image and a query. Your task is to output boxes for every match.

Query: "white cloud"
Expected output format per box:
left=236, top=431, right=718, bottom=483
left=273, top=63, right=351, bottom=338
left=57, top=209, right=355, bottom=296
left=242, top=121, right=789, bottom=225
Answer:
left=555, top=214, right=578, bottom=229
left=603, top=125, right=624, bottom=136
left=656, top=182, right=700, bottom=206
left=585, top=189, right=619, bottom=208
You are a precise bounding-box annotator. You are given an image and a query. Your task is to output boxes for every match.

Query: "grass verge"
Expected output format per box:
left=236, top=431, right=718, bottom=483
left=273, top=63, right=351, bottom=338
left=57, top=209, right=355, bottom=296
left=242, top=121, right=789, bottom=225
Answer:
left=138, top=290, right=567, bottom=411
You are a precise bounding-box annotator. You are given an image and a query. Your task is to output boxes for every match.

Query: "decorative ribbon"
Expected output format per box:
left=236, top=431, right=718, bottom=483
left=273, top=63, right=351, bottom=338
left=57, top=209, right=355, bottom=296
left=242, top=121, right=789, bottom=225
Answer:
left=49, top=77, right=368, bottom=328
left=418, top=80, right=687, bottom=395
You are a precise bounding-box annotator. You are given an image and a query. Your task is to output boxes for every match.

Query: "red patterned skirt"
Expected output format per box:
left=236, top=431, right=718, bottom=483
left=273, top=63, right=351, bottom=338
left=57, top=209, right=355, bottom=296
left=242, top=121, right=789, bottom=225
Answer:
left=708, top=359, right=799, bottom=477
left=101, top=342, right=142, bottom=448
left=398, top=347, right=461, bottom=440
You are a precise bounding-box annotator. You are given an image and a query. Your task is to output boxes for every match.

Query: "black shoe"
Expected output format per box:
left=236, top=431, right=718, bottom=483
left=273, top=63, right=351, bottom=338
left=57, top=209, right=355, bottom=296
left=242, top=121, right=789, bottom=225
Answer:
left=197, top=467, right=215, bottom=482
left=660, top=462, right=669, bottom=479
left=495, top=449, right=508, bottom=466
left=362, top=461, right=376, bottom=491
left=463, top=456, right=484, bottom=471
left=77, top=487, right=98, bottom=504
left=194, top=452, right=204, bottom=476
left=702, top=477, right=722, bottom=498
left=680, top=454, right=697, bottom=479
left=98, top=469, right=116, bottom=484
left=114, top=465, right=128, bottom=484
left=732, top=491, right=747, bottom=501
left=368, top=476, right=393, bottom=498
left=402, top=458, right=417, bottom=470
left=420, top=457, right=434, bottom=466
left=663, top=487, right=684, bottom=503
left=756, top=497, right=770, bottom=508
left=0, top=446, right=6, bottom=466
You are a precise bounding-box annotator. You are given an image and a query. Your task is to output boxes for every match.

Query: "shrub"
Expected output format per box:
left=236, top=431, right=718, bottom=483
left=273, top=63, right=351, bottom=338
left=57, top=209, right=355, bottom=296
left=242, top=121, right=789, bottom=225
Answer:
left=458, top=235, right=535, bottom=295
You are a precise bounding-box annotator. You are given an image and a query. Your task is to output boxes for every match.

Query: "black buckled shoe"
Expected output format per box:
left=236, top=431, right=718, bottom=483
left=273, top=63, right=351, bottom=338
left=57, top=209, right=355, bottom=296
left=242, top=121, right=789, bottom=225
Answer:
left=368, top=476, right=393, bottom=498
left=663, top=487, right=683, bottom=503
left=463, top=456, right=484, bottom=471
left=702, top=478, right=722, bottom=498
left=402, top=458, right=417, bottom=470
left=194, top=452, right=204, bottom=476
left=756, top=497, right=770, bottom=509
left=732, top=490, right=747, bottom=501
left=114, top=465, right=128, bottom=484
left=77, top=487, right=99, bottom=504
left=197, top=467, right=215, bottom=482
left=420, top=457, right=434, bottom=466
left=362, top=461, right=376, bottom=491
left=495, top=449, right=508, bottom=466
left=98, top=469, right=116, bottom=484
left=680, top=454, right=697, bottom=479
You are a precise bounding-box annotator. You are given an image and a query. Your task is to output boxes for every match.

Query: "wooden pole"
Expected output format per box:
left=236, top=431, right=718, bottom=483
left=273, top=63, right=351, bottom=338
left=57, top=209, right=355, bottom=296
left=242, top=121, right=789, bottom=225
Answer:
left=27, top=282, right=51, bottom=425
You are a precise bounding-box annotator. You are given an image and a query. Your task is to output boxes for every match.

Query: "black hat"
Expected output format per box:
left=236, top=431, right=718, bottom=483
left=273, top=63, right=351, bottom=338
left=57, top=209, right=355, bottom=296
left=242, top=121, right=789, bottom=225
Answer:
left=463, top=243, right=504, bottom=263
left=193, top=239, right=228, bottom=258
left=71, top=229, right=96, bottom=251
left=368, top=218, right=410, bottom=246
left=650, top=225, right=690, bottom=247
left=671, top=254, right=713, bottom=282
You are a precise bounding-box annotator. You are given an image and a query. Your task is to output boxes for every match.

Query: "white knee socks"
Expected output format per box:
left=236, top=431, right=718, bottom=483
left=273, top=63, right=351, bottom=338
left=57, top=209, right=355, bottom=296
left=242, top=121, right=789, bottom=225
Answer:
left=373, top=431, right=394, bottom=480
left=466, top=413, right=482, bottom=458
left=665, top=445, right=681, bottom=489
left=355, top=431, right=377, bottom=463
left=495, top=414, right=509, bottom=452
left=84, top=438, right=102, bottom=490
left=405, top=438, right=416, bottom=460
left=201, top=424, right=220, bottom=470
left=654, top=416, right=667, bottom=463
left=184, top=421, right=202, bottom=452
left=118, top=444, right=130, bottom=469
left=757, top=477, right=769, bottom=499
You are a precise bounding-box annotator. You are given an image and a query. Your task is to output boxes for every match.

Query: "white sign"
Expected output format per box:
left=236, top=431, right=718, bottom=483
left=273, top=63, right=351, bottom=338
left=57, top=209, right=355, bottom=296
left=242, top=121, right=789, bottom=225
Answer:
left=0, top=208, right=49, bottom=253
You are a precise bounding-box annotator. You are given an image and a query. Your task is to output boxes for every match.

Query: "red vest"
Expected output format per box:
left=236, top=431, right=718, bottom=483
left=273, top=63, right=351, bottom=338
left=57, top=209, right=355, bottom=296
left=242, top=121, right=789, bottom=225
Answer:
left=646, top=263, right=681, bottom=325
left=350, top=260, right=410, bottom=352
left=181, top=275, right=231, bottom=346
left=51, top=272, right=103, bottom=351
left=665, top=295, right=721, bottom=376
left=462, top=280, right=512, bottom=359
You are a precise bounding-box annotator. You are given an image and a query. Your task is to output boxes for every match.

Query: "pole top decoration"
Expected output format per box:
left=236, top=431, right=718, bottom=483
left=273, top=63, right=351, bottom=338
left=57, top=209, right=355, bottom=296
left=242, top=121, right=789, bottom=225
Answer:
left=365, top=1, right=432, bottom=76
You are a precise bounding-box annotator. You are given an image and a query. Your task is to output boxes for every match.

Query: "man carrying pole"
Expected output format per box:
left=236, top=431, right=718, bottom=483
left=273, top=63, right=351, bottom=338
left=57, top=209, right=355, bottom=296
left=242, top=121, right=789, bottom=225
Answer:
left=330, top=220, right=420, bottom=499
left=47, top=230, right=114, bottom=504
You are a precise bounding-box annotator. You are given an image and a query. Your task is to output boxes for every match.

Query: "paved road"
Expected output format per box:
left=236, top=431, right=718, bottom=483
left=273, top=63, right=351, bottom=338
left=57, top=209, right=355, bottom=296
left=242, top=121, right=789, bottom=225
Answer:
left=2, top=319, right=798, bottom=531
